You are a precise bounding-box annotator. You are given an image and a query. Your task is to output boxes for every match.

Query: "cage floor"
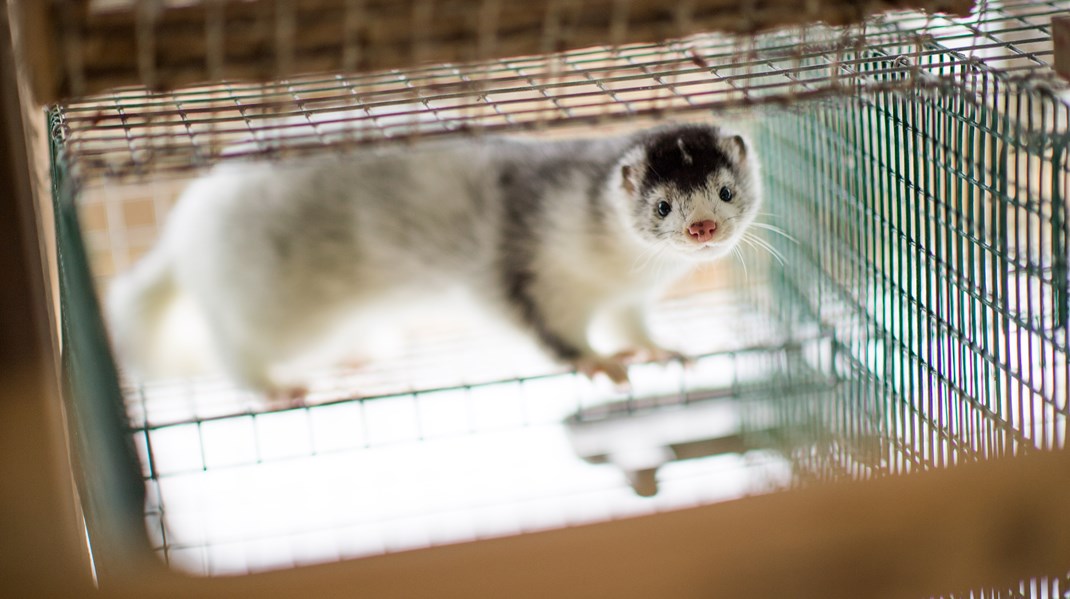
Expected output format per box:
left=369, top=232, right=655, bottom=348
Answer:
left=127, top=277, right=825, bottom=575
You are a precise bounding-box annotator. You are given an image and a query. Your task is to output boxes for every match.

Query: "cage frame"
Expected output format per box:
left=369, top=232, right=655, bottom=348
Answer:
left=6, top=1, right=1070, bottom=598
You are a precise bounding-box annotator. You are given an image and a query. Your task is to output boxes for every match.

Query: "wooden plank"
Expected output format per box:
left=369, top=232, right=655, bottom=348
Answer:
left=0, top=2, right=94, bottom=594
left=1053, top=14, right=1070, bottom=80
left=9, top=1, right=62, bottom=105
left=89, top=448, right=1070, bottom=599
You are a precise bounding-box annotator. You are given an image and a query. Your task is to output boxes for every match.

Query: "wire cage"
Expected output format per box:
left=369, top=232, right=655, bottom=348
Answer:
left=32, top=0, right=975, bottom=102
left=39, top=0, right=1070, bottom=596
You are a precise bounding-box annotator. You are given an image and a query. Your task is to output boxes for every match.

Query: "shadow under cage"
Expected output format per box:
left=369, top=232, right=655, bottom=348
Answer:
left=40, top=0, right=1070, bottom=596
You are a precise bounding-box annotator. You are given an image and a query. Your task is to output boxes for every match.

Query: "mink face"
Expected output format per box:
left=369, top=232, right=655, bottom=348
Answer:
left=624, top=125, right=760, bottom=260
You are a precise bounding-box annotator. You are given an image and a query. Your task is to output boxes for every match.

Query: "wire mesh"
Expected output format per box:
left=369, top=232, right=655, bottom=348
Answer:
left=46, top=0, right=1070, bottom=591
left=40, top=0, right=975, bottom=102
left=51, top=0, right=1062, bottom=185
left=745, top=15, right=1070, bottom=592
left=755, top=43, right=1069, bottom=479
left=124, top=281, right=827, bottom=574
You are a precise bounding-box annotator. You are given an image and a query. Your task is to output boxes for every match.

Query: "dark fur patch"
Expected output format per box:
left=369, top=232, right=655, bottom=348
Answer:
left=584, top=151, right=621, bottom=226
left=496, top=155, right=585, bottom=362
left=639, top=125, right=731, bottom=195
left=501, top=266, right=583, bottom=361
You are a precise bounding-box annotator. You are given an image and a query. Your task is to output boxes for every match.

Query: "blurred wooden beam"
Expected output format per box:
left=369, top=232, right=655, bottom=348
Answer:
left=0, top=0, right=93, bottom=594
left=10, top=1, right=63, bottom=106
left=22, top=0, right=975, bottom=104
left=1053, top=14, right=1070, bottom=80
left=88, top=447, right=1070, bottom=599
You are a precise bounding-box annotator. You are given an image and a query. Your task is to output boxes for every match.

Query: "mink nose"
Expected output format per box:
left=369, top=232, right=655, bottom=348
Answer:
left=687, top=220, right=718, bottom=242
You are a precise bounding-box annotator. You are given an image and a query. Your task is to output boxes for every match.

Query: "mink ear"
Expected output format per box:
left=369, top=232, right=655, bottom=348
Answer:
left=728, top=135, right=747, bottom=162
left=621, top=164, right=637, bottom=195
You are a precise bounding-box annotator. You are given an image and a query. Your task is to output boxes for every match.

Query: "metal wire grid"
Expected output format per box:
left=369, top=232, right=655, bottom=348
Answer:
left=50, top=0, right=1064, bottom=186
left=126, top=282, right=828, bottom=574
left=754, top=44, right=1069, bottom=482
left=135, top=358, right=808, bottom=575
left=752, top=48, right=1070, bottom=597
left=45, top=0, right=976, bottom=104
left=47, top=112, right=831, bottom=573
left=45, top=0, right=1070, bottom=587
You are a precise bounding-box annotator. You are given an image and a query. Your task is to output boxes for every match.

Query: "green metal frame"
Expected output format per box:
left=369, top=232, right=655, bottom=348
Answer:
left=754, top=48, right=1069, bottom=482
left=48, top=107, right=162, bottom=581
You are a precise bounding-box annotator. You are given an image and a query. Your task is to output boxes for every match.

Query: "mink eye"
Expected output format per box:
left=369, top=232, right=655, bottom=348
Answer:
left=719, top=187, right=733, bottom=202
left=656, top=201, right=672, bottom=218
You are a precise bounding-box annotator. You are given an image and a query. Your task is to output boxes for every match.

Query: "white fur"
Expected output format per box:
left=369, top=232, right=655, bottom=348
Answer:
left=108, top=127, right=760, bottom=396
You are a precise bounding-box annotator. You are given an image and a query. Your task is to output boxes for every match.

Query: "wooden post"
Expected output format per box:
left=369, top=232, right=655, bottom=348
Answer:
left=0, top=0, right=94, bottom=594
left=1053, top=14, right=1070, bottom=80
left=10, top=0, right=62, bottom=104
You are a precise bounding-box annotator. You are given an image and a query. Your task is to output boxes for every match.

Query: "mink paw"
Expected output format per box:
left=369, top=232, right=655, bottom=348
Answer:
left=614, top=345, right=691, bottom=366
left=264, top=385, right=309, bottom=409
left=575, top=355, right=631, bottom=385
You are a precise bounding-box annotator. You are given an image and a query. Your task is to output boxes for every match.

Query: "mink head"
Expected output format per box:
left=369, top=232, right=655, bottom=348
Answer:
left=618, top=124, right=761, bottom=260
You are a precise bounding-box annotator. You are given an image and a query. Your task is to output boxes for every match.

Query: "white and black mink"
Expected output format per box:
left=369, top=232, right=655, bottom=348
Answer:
left=108, top=123, right=762, bottom=398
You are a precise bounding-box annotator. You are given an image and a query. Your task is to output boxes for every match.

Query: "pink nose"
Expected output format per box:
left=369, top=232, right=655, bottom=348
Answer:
left=687, top=220, right=718, bottom=242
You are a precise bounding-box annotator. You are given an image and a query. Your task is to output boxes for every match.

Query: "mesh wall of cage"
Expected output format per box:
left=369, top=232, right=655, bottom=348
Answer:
left=7, top=0, right=1070, bottom=597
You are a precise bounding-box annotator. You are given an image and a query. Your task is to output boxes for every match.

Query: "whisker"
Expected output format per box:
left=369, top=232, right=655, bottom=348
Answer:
left=740, top=233, right=766, bottom=260
left=738, top=235, right=774, bottom=268
left=749, top=222, right=799, bottom=243
left=738, top=235, right=760, bottom=256
left=745, top=233, right=787, bottom=266
left=733, top=246, right=749, bottom=282
left=631, top=240, right=660, bottom=269
left=752, top=235, right=786, bottom=261
left=631, top=239, right=670, bottom=273
left=653, top=243, right=673, bottom=279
